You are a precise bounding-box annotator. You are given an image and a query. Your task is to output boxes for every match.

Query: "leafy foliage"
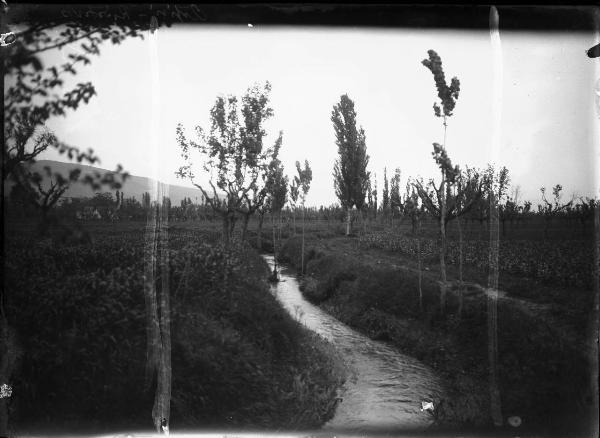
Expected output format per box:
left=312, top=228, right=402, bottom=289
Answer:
left=279, top=239, right=592, bottom=433
left=2, top=10, right=162, bottom=239
left=5, top=226, right=345, bottom=431
left=331, top=94, right=370, bottom=211
left=176, top=82, right=283, bottom=241
left=358, top=231, right=594, bottom=289
left=421, top=49, right=460, bottom=118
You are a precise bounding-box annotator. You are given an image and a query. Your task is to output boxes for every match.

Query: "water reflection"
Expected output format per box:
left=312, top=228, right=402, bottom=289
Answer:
left=264, top=256, right=444, bottom=433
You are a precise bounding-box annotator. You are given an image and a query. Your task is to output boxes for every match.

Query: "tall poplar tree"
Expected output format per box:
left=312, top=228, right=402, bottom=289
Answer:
left=373, top=173, right=378, bottom=220
left=390, top=167, right=402, bottom=225
left=382, top=167, right=390, bottom=217
left=332, top=94, right=370, bottom=236
left=294, top=160, right=312, bottom=274
left=416, top=49, right=460, bottom=314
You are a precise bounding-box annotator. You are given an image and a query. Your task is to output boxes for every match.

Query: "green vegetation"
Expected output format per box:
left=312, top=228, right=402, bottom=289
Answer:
left=360, top=231, right=594, bottom=290
left=4, top=222, right=345, bottom=434
left=331, top=94, right=370, bottom=236
left=278, top=235, right=594, bottom=436
left=4, top=31, right=597, bottom=436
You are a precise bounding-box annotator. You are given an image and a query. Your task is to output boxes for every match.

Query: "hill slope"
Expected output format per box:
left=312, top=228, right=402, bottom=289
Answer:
left=5, top=160, right=206, bottom=205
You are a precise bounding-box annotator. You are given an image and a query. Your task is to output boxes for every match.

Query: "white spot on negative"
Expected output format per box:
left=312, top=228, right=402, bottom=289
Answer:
left=420, top=400, right=434, bottom=412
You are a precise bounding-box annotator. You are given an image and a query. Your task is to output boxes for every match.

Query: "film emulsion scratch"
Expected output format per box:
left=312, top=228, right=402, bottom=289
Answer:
left=1, top=4, right=599, bottom=438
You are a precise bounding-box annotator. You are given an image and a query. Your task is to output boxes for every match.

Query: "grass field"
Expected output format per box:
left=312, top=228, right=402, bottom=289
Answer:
left=3, top=219, right=346, bottom=435
left=3, top=213, right=596, bottom=436
left=267, top=215, right=596, bottom=436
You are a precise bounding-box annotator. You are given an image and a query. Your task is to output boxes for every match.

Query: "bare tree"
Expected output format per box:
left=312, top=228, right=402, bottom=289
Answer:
left=538, top=184, right=574, bottom=237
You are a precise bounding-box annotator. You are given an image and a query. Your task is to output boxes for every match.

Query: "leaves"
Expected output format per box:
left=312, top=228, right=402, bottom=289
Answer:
left=176, top=82, right=281, bottom=223
left=332, top=94, right=370, bottom=210
left=422, top=49, right=461, bottom=118
left=359, top=231, right=593, bottom=289
left=295, top=160, right=313, bottom=205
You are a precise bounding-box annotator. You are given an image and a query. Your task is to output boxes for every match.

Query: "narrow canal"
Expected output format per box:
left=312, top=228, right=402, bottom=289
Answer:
left=264, top=255, right=445, bottom=433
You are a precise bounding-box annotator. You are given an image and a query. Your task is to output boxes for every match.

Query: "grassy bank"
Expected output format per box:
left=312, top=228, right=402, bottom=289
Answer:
left=278, top=235, right=594, bottom=436
left=4, top=222, right=345, bottom=434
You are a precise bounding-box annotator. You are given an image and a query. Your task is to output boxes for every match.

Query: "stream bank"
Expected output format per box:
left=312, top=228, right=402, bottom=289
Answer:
left=265, top=255, right=444, bottom=434
left=277, top=235, right=593, bottom=436
left=5, top=228, right=346, bottom=434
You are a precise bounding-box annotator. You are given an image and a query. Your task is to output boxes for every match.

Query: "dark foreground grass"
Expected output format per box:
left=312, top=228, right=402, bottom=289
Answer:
left=278, top=235, right=595, bottom=437
left=3, top=222, right=345, bottom=435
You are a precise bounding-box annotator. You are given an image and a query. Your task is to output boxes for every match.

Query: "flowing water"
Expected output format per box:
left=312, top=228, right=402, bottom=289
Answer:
left=264, top=255, right=445, bottom=433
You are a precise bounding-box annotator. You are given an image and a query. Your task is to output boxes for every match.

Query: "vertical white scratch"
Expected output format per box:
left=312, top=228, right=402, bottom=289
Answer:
left=591, top=8, right=600, bottom=438
left=149, top=25, right=161, bottom=201
left=487, top=5, right=504, bottom=428
left=594, top=7, right=600, bottom=198
left=490, top=5, right=503, bottom=165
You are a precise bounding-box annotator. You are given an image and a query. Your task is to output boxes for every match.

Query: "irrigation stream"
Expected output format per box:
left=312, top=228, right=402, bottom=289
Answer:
left=264, top=255, right=445, bottom=433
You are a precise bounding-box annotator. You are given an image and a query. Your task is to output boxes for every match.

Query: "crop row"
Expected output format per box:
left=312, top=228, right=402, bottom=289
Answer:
left=359, top=231, right=593, bottom=289
left=4, top=229, right=253, bottom=424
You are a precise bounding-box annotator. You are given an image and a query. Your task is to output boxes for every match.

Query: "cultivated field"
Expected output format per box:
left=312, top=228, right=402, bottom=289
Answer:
left=3, top=219, right=346, bottom=435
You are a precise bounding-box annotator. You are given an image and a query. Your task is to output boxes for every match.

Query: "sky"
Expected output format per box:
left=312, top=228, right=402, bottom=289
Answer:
left=37, top=23, right=599, bottom=207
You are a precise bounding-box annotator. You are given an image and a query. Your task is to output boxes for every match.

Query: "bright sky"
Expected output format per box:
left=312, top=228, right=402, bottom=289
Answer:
left=39, top=24, right=599, bottom=207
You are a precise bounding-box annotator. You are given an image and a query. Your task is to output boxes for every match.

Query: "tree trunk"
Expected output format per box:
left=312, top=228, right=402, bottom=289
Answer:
left=439, top=175, right=447, bottom=315
left=241, top=212, right=250, bottom=241
left=272, top=212, right=277, bottom=273
left=301, top=206, right=306, bottom=275
left=417, top=219, right=423, bottom=312
left=362, top=209, right=367, bottom=235
left=345, top=207, right=351, bottom=236
left=487, top=192, right=503, bottom=427
left=293, top=208, right=296, bottom=236
left=229, top=212, right=237, bottom=237
left=278, top=211, right=282, bottom=243
left=257, top=212, right=264, bottom=251
left=221, top=213, right=230, bottom=244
